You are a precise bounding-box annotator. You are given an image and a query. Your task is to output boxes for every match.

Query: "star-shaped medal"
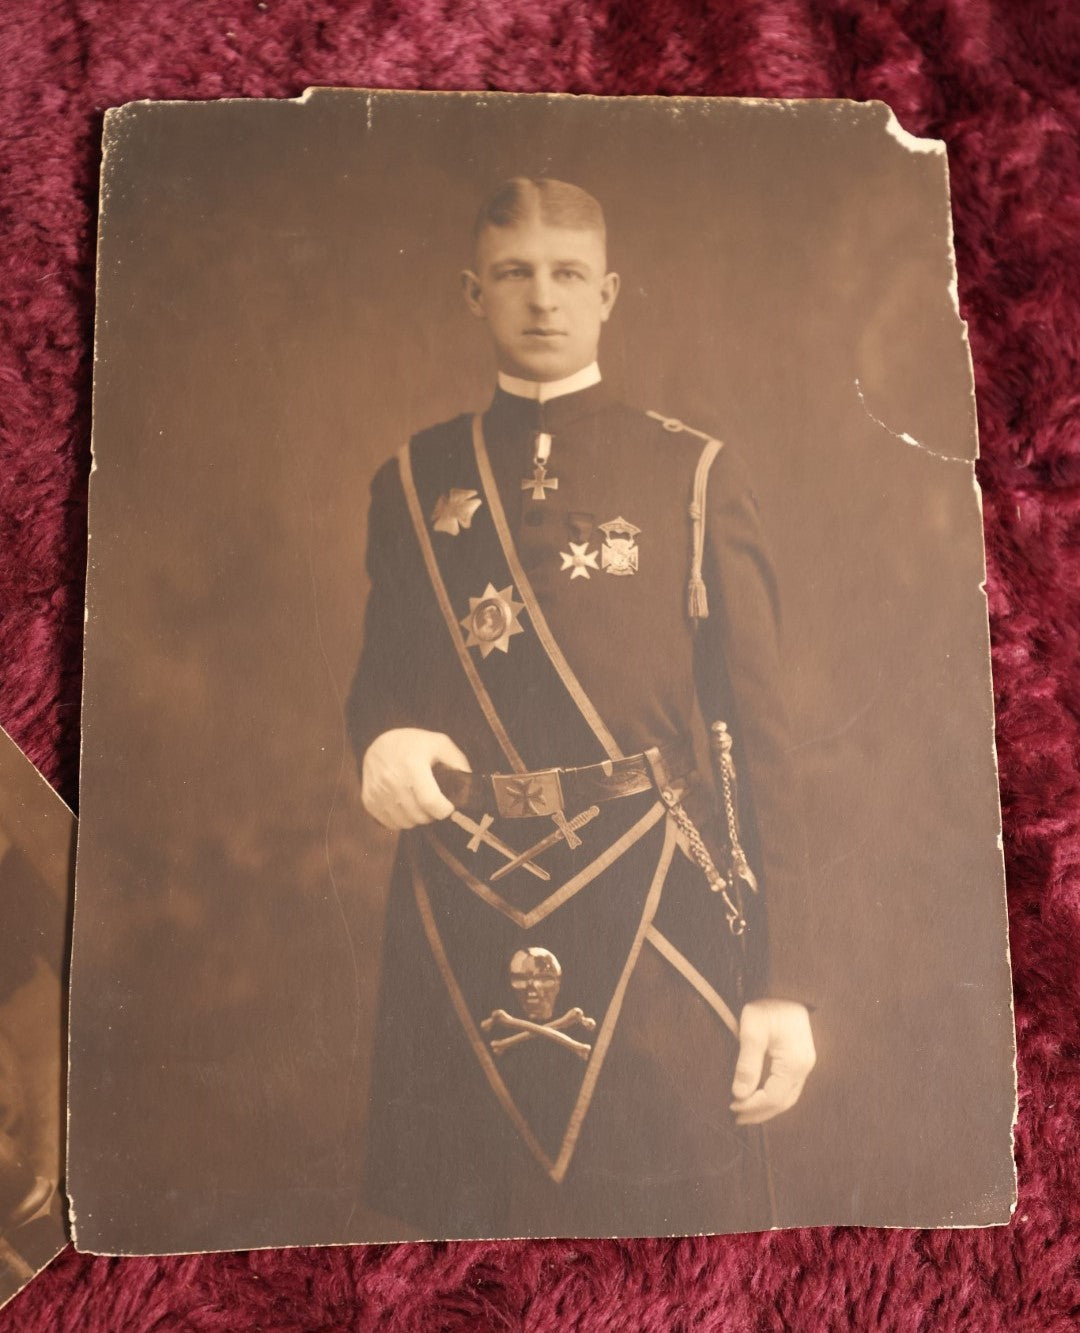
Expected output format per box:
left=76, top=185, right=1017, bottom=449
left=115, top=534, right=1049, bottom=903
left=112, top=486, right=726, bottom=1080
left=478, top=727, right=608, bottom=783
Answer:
left=559, top=542, right=600, bottom=580
left=432, top=488, right=482, bottom=536
left=460, top=583, right=525, bottom=658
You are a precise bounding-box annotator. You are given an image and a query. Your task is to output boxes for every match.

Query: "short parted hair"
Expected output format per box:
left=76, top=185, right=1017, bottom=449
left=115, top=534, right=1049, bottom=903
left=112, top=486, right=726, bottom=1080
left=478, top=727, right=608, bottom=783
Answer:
left=473, top=177, right=606, bottom=243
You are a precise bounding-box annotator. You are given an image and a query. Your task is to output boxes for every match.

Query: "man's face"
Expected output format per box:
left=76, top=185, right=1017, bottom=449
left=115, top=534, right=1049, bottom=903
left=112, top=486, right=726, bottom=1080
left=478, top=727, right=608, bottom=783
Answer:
left=462, top=218, right=619, bottom=382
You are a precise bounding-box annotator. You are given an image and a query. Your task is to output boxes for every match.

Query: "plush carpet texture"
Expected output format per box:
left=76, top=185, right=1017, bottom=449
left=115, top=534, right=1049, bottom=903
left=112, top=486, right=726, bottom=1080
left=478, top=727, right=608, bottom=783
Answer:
left=1, top=0, right=1078, bottom=1329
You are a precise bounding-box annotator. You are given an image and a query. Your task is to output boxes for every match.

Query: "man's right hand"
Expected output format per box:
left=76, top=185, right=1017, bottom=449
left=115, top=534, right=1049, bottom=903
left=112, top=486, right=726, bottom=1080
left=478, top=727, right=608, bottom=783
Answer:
left=361, top=728, right=471, bottom=830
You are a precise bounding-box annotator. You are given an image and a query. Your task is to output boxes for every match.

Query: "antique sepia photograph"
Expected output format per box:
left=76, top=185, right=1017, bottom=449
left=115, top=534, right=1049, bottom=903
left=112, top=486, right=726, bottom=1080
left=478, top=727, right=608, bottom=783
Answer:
left=69, top=89, right=1015, bottom=1253
left=0, top=728, right=73, bottom=1306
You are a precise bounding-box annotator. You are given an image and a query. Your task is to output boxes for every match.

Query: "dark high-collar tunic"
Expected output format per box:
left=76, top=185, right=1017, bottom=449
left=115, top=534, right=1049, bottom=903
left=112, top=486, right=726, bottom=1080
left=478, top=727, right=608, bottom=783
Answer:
left=346, top=380, right=813, bottom=1238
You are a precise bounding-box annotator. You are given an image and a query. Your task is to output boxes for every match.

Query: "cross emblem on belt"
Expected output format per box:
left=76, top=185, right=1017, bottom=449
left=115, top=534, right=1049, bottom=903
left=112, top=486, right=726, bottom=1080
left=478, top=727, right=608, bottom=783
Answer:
left=522, top=461, right=559, bottom=501
left=502, top=776, right=550, bottom=816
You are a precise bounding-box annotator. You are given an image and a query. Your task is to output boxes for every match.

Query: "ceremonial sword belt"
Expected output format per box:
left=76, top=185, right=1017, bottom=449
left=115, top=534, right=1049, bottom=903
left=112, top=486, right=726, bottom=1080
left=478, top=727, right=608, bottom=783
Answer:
left=434, top=737, right=695, bottom=821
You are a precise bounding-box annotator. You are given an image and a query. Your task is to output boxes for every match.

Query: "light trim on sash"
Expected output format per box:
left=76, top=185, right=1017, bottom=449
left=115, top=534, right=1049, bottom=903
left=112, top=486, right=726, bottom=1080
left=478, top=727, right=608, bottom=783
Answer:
left=644, top=926, right=739, bottom=1037
left=397, top=441, right=527, bottom=774
left=471, top=415, right=625, bottom=762
left=410, top=844, right=553, bottom=1175
left=410, top=818, right=676, bottom=1185
left=551, top=818, right=675, bottom=1182
left=423, top=799, right=666, bottom=929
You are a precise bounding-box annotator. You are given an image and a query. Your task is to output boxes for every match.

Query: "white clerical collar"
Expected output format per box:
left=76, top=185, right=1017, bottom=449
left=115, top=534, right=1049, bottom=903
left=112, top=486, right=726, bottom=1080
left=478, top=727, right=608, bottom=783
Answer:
left=497, top=362, right=601, bottom=403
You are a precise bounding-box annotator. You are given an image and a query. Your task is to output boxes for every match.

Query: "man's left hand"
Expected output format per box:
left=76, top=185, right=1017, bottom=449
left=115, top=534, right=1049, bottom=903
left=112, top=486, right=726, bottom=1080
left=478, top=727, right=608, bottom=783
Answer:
left=729, top=998, right=816, bottom=1126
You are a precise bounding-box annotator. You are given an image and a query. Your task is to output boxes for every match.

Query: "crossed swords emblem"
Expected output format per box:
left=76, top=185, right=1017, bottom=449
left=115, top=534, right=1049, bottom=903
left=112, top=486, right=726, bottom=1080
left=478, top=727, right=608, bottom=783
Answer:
left=481, top=948, right=596, bottom=1061
left=450, top=803, right=600, bottom=883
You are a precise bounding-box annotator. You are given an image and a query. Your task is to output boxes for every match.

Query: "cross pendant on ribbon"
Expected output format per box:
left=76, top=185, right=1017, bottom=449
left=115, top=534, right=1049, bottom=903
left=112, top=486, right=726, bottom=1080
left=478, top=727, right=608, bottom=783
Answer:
left=523, top=430, right=558, bottom=500
left=522, top=461, right=559, bottom=501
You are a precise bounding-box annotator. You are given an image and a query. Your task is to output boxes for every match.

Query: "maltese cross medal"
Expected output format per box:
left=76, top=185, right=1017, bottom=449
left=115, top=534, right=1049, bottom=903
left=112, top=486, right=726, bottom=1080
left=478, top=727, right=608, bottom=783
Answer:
left=559, top=542, right=600, bottom=580
left=432, top=488, right=483, bottom=536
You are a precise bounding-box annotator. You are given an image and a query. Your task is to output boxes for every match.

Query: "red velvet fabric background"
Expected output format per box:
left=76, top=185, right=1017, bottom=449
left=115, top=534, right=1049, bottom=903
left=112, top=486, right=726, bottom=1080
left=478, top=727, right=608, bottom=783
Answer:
left=1, top=1, right=1078, bottom=1328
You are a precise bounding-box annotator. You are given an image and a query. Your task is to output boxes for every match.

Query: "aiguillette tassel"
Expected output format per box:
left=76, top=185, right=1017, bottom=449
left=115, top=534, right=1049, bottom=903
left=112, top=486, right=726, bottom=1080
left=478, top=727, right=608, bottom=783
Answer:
left=687, top=574, right=709, bottom=620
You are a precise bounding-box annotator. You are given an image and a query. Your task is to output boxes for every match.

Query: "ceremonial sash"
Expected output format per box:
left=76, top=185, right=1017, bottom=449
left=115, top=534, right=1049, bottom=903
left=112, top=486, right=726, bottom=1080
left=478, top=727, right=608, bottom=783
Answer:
left=397, top=415, right=621, bottom=774
left=394, top=413, right=738, bottom=1182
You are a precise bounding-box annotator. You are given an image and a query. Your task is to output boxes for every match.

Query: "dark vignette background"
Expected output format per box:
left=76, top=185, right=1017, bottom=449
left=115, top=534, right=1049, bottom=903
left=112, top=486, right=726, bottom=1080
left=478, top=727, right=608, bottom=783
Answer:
left=66, top=90, right=1013, bottom=1253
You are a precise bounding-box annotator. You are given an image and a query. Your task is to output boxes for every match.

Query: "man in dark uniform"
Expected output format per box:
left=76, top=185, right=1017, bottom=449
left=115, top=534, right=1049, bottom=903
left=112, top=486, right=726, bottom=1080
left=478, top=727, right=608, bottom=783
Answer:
left=347, top=177, right=816, bottom=1238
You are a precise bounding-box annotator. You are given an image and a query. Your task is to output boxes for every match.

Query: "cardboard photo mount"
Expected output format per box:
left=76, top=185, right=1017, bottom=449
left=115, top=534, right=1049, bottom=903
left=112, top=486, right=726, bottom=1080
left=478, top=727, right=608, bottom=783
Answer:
left=68, top=88, right=1016, bottom=1254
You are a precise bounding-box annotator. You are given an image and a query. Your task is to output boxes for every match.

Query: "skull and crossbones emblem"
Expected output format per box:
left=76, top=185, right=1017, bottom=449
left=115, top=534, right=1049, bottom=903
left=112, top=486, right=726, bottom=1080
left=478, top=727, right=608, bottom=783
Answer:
left=482, top=948, right=596, bottom=1061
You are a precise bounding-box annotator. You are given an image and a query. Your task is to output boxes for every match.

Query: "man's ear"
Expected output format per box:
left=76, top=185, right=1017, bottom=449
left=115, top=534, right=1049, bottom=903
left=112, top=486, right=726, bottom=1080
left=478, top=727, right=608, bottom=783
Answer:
left=461, top=269, right=485, bottom=318
left=599, top=270, right=621, bottom=323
